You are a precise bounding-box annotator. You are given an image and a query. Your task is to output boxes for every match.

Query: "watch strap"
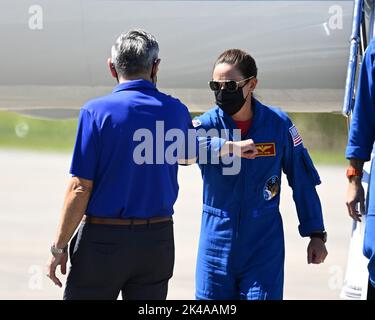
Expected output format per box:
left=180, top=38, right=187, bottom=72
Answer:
left=310, top=231, right=327, bottom=243
left=51, top=244, right=68, bottom=255
left=346, top=166, right=363, bottom=179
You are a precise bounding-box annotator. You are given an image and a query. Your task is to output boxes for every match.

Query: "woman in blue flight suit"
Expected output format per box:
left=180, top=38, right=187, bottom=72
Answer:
left=194, top=49, right=328, bottom=300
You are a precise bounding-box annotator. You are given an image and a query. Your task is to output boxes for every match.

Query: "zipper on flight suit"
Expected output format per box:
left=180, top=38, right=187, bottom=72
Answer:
left=236, top=154, right=247, bottom=240
left=236, top=208, right=241, bottom=239
left=235, top=116, right=255, bottom=240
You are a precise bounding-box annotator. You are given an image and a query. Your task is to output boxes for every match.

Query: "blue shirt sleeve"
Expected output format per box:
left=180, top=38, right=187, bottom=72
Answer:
left=194, top=114, right=226, bottom=164
left=282, top=119, right=325, bottom=237
left=346, top=44, right=375, bottom=161
left=69, top=108, right=100, bottom=180
left=176, top=104, right=199, bottom=163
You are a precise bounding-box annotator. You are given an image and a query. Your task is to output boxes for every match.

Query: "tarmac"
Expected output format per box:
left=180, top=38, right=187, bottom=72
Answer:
left=0, top=149, right=355, bottom=299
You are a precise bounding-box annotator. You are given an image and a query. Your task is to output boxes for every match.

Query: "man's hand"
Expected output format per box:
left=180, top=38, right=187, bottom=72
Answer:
left=46, top=176, right=92, bottom=288
left=307, top=238, right=328, bottom=264
left=346, top=177, right=365, bottom=222
left=222, top=139, right=258, bottom=159
left=46, top=252, right=68, bottom=288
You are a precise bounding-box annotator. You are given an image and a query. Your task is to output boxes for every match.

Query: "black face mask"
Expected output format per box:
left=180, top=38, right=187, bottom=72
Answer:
left=215, top=86, right=249, bottom=116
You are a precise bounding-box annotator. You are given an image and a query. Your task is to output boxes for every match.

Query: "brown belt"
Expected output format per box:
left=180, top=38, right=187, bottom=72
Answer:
left=83, top=215, right=172, bottom=226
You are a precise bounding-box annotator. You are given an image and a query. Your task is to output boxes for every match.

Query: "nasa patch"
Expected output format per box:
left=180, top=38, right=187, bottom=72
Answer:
left=263, top=175, right=280, bottom=201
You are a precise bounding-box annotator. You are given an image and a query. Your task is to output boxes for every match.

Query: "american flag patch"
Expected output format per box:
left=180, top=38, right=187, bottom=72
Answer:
left=289, top=125, right=303, bottom=147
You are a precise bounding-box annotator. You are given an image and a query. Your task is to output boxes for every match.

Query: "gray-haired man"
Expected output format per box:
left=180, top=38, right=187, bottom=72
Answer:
left=46, top=29, right=197, bottom=300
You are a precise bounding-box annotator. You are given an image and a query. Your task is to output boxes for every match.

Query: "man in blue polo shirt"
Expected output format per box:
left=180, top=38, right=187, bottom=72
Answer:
left=46, top=29, right=195, bottom=300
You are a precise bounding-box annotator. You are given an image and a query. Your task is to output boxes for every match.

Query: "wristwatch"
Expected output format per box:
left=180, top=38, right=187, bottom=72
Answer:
left=346, top=166, right=363, bottom=179
left=310, top=231, right=327, bottom=243
left=50, top=243, right=68, bottom=256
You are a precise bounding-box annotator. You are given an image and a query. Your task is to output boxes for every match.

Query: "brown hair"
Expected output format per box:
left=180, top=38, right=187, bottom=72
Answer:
left=214, top=49, right=257, bottom=78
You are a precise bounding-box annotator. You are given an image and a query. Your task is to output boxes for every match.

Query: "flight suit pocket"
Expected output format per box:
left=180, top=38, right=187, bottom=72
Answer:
left=201, top=204, right=233, bottom=242
left=202, top=204, right=230, bottom=218
left=251, top=205, right=279, bottom=218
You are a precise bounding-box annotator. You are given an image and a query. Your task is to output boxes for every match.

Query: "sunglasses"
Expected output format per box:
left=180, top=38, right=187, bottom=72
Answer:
left=208, top=76, right=254, bottom=92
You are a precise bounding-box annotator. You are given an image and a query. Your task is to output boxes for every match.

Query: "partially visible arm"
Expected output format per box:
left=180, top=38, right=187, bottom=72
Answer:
left=190, top=115, right=258, bottom=165
left=178, top=108, right=199, bottom=166
left=220, top=140, right=258, bottom=159
left=282, top=121, right=327, bottom=264
left=346, top=159, right=365, bottom=221
left=54, top=176, right=93, bottom=248
left=46, top=176, right=93, bottom=287
left=346, top=45, right=375, bottom=162
left=349, top=158, right=365, bottom=172
left=345, top=44, right=375, bottom=221
left=282, top=126, right=325, bottom=237
left=47, top=107, right=98, bottom=287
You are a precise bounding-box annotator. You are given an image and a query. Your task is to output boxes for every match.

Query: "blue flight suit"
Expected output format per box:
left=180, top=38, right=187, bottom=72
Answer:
left=346, top=38, right=375, bottom=288
left=194, top=98, right=325, bottom=300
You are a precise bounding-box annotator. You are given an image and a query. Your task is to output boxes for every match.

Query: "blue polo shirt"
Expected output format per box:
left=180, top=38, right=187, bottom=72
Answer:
left=70, top=80, right=193, bottom=219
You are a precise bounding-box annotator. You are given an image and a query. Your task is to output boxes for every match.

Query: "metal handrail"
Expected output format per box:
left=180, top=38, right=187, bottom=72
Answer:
left=342, top=0, right=365, bottom=116
left=368, top=0, right=375, bottom=40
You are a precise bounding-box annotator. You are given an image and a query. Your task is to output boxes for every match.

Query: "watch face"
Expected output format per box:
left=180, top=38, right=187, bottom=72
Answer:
left=51, top=245, right=67, bottom=255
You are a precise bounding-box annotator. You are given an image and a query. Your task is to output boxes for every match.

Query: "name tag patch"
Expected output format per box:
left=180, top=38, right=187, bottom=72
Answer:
left=255, top=143, right=276, bottom=157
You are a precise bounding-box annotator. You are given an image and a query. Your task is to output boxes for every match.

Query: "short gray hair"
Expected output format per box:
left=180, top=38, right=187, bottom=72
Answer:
left=111, top=29, right=159, bottom=77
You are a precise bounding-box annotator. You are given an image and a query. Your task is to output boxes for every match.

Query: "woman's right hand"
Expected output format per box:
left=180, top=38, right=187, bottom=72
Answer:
left=221, top=139, right=258, bottom=159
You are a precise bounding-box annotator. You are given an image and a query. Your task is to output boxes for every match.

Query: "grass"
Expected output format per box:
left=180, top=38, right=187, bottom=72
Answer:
left=289, top=112, right=348, bottom=165
left=0, top=111, right=77, bottom=153
left=0, top=110, right=349, bottom=165
left=309, top=151, right=347, bottom=166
